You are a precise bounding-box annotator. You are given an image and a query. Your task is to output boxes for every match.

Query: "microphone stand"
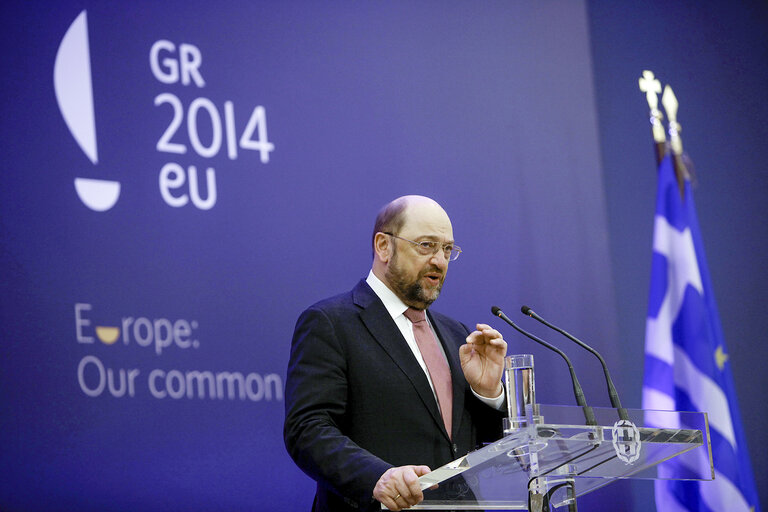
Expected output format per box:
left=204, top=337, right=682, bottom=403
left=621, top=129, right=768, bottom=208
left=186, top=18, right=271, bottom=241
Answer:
left=492, top=306, right=596, bottom=426
left=522, top=306, right=629, bottom=422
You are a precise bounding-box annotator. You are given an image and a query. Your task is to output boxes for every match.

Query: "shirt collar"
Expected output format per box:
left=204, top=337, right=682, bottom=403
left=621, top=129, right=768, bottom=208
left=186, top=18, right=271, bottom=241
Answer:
left=366, top=269, right=409, bottom=321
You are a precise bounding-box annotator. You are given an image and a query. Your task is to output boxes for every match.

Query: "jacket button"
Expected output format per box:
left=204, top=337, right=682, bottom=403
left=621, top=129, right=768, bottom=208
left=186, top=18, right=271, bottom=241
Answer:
left=452, top=443, right=458, bottom=454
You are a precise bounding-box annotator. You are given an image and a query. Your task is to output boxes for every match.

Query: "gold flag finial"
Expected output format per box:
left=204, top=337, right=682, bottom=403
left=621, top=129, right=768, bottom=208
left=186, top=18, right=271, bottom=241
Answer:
left=662, top=85, right=683, bottom=156
left=639, top=70, right=662, bottom=110
left=661, top=84, right=690, bottom=195
left=639, top=70, right=666, bottom=145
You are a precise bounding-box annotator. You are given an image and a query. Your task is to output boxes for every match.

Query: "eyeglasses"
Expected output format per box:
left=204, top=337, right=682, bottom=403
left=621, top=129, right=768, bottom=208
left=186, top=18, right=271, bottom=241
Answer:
left=383, top=232, right=462, bottom=261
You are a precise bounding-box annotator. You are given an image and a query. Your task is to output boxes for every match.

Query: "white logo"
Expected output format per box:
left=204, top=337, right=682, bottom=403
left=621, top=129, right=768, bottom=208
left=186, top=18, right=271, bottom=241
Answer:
left=54, top=10, right=121, bottom=212
left=611, top=419, right=641, bottom=464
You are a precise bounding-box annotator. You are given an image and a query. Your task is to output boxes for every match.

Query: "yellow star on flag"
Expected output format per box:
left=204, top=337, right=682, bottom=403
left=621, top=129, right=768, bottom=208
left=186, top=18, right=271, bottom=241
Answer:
left=715, top=345, right=729, bottom=371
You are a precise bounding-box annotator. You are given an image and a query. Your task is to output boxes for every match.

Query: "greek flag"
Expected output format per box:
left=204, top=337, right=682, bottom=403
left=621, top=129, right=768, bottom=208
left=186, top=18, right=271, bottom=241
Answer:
left=642, top=155, right=760, bottom=511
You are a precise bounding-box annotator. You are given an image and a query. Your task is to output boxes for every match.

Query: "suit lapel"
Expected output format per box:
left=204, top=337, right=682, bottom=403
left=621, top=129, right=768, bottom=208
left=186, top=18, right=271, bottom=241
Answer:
left=353, top=281, right=448, bottom=439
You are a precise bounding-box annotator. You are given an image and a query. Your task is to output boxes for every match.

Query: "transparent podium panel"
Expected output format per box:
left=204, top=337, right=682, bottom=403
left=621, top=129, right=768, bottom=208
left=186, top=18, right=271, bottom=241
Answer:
left=406, top=405, right=713, bottom=510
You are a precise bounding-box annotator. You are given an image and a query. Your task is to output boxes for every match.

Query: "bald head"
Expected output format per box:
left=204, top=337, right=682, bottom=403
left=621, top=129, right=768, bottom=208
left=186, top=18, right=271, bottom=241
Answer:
left=371, top=195, right=448, bottom=251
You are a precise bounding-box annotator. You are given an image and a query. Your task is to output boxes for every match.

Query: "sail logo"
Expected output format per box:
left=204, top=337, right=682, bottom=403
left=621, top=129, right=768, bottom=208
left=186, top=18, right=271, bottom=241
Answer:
left=54, top=10, right=121, bottom=212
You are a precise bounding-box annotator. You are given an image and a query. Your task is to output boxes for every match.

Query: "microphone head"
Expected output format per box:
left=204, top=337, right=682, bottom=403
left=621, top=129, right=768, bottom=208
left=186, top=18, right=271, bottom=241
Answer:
left=521, top=305, right=533, bottom=316
left=491, top=306, right=502, bottom=317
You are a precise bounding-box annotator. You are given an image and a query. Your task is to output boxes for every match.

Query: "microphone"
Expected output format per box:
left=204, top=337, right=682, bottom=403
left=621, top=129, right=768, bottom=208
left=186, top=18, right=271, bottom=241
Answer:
left=491, top=306, right=596, bottom=425
left=521, top=305, right=629, bottom=421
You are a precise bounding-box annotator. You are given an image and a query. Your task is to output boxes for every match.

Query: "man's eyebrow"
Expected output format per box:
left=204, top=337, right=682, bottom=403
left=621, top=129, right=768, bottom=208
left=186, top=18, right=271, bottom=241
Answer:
left=417, top=235, right=455, bottom=244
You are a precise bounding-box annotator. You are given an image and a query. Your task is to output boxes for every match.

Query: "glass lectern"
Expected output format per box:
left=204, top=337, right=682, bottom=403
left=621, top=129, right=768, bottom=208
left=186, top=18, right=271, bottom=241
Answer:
left=398, top=355, right=714, bottom=511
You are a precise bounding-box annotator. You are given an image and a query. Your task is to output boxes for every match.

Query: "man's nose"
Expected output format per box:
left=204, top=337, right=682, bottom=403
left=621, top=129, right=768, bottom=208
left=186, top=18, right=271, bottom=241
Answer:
left=430, top=249, right=449, bottom=268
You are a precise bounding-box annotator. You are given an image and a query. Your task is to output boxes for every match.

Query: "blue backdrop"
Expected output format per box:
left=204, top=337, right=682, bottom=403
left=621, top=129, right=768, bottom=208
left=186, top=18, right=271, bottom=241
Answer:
left=1, top=1, right=765, bottom=511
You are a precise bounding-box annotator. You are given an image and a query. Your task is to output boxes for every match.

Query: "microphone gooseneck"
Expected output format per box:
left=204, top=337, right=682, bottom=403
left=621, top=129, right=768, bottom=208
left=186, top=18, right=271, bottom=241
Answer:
left=521, top=305, right=629, bottom=421
left=491, top=306, right=596, bottom=426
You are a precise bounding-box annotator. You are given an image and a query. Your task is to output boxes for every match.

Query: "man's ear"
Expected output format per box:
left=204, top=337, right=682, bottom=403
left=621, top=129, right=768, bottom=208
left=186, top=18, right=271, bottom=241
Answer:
left=373, top=232, right=391, bottom=263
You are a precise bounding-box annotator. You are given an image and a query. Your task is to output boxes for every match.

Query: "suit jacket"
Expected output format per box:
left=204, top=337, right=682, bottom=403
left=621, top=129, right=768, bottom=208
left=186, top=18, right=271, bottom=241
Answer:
left=283, top=279, right=504, bottom=512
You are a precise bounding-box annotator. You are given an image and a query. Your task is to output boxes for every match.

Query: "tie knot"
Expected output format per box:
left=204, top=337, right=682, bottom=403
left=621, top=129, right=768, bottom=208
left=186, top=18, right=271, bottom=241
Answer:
left=404, top=307, right=427, bottom=324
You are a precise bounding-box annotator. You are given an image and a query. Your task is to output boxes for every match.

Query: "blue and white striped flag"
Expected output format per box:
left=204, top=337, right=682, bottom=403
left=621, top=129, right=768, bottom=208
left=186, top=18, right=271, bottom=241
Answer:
left=642, top=155, right=760, bottom=512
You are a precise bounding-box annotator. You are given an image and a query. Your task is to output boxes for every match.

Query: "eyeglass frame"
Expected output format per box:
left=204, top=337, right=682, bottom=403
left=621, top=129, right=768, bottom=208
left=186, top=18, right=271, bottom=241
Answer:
left=382, top=232, right=462, bottom=261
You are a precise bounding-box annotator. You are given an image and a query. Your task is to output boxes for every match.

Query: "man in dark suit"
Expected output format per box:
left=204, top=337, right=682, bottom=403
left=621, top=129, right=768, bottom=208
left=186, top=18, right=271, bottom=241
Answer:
left=284, top=195, right=507, bottom=511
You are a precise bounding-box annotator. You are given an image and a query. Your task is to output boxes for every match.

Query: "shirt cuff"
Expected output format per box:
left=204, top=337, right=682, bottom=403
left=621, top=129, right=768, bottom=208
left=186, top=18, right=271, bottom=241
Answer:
left=471, top=385, right=505, bottom=410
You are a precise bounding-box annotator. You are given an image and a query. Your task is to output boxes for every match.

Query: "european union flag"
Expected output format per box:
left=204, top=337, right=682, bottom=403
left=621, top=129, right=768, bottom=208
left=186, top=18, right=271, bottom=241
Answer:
left=642, top=155, right=760, bottom=511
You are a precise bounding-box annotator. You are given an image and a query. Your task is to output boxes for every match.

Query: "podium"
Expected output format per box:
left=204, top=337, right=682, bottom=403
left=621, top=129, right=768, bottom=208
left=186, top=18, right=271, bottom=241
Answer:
left=404, top=356, right=714, bottom=511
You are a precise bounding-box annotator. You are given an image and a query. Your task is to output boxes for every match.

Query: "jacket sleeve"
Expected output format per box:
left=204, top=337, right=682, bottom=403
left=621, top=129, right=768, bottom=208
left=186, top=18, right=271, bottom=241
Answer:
left=283, top=306, right=392, bottom=506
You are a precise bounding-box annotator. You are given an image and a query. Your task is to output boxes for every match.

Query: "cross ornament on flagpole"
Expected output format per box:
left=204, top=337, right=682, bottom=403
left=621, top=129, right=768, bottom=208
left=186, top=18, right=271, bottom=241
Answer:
left=639, top=70, right=666, bottom=164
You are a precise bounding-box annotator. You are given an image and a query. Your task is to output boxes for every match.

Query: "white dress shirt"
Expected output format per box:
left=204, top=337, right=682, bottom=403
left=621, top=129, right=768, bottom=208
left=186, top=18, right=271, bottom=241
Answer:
left=366, top=270, right=504, bottom=410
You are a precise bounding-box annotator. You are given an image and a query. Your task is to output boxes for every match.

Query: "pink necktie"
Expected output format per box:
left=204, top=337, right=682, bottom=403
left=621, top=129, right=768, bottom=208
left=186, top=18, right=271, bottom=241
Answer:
left=404, top=307, right=453, bottom=438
